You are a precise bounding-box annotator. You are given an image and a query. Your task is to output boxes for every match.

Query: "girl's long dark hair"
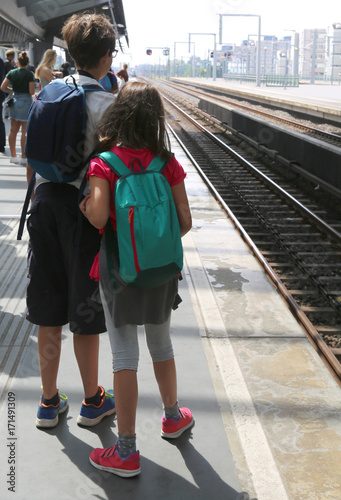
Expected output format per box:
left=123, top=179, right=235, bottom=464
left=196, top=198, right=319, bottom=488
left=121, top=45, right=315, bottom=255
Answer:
left=95, top=81, right=172, bottom=161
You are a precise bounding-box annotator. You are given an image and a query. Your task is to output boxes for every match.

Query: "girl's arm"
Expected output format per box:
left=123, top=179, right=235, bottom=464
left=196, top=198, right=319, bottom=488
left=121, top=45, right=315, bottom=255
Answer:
left=1, top=77, right=12, bottom=93
left=79, top=176, right=110, bottom=229
left=171, top=181, right=192, bottom=237
left=29, top=81, right=35, bottom=95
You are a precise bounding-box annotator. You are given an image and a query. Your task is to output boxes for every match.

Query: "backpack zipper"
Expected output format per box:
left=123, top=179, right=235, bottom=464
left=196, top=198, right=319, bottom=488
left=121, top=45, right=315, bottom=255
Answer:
left=128, top=207, right=141, bottom=273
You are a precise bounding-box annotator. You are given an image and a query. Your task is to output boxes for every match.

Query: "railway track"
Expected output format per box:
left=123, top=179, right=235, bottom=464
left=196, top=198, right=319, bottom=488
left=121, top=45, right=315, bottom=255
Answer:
left=162, top=92, right=341, bottom=382
left=163, top=80, right=341, bottom=147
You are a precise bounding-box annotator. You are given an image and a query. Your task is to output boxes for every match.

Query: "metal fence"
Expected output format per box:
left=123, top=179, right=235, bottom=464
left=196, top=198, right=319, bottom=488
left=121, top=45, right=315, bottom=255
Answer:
left=222, top=73, right=299, bottom=87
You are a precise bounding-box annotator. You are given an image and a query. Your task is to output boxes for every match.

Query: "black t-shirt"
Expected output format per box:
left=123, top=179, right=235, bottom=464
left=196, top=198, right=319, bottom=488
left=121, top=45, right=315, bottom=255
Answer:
left=4, top=59, right=15, bottom=75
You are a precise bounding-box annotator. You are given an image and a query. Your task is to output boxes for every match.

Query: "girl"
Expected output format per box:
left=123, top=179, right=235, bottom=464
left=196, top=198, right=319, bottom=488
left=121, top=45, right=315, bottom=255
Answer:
left=35, top=49, right=62, bottom=88
left=1, top=51, right=35, bottom=170
left=80, top=81, right=193, bottom=478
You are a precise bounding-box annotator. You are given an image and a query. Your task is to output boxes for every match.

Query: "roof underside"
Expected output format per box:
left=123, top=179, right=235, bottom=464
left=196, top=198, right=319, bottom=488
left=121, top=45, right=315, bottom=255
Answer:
left=0, top=0, right=128, bottom=46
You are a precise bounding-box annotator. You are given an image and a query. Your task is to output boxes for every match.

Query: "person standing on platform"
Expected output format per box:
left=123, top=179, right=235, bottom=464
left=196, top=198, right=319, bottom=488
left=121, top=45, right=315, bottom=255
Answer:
left=99, top=69, right=118, bottom=94
left=80, top=81, right=193, bottom=478
left=0, top=51, right=35, bottom=166
left=116, top=63, right=129, bottom=87
left=60, top=61, right=71, bottom=77
left=3, top=49, right=16, bottom=120
left=25, top=13, right=117, bottom=429
left=35, top=49, right=63, bottom=89
left=0, top=56, right=5, bottom=153
left=4, top=49, right=16, bottom=75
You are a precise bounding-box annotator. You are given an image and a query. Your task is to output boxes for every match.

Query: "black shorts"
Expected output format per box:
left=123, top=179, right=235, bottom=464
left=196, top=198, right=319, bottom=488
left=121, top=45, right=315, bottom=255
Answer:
left=26, top=183, right=106, bottom=335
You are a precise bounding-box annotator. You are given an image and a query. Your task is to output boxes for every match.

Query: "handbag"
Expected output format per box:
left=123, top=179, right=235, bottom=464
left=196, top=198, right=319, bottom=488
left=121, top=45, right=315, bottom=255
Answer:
left=4, top=94, right=14, bottom=107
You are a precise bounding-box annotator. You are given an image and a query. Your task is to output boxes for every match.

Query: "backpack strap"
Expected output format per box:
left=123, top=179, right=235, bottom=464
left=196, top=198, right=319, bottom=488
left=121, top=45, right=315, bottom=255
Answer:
left=96, top=152, right=131, bottom=177
left=97, top=152, right=173, bottom=176
left=145, top=154, right=173, bottom=173
left=17, top=173, right=35, bottom=240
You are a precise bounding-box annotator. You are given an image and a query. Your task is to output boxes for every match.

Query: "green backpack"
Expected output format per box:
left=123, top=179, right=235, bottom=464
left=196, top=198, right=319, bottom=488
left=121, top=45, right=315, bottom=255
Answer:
left=97, top=151, right=183, bottom=290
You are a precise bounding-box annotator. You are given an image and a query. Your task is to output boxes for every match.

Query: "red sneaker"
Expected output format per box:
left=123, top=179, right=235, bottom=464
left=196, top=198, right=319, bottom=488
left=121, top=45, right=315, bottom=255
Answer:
left=161, top=407, right=193, bottom=438
left=89, top=444, right=141, bottom=478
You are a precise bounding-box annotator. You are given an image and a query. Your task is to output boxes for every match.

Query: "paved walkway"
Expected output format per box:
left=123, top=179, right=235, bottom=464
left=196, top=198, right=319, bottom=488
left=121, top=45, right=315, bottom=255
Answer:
left=0, top=125, right=244, bottom=500
left=174, top=77, right=341, bottom=117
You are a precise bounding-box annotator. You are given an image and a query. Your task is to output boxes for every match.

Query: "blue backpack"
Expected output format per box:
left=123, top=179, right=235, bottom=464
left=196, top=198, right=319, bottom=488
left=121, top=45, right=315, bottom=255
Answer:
left=25, top=77, right=104, bottom=182
left=18, top=77, right=104, bottom=240
left=97, top=151, right=183, bottom=290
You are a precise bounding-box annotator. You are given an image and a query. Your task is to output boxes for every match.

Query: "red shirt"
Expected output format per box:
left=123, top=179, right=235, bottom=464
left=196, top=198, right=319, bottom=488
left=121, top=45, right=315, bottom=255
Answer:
left=88, top=146, right=187, bottom=230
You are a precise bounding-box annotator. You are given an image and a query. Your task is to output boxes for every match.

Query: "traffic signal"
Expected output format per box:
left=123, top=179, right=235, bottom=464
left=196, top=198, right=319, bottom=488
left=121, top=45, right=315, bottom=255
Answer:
left=227, top=52, right=231, bottom=59
left=210, top=51, right=214, bottom=58
left=163, top=49, right=169, bottom=56
left=146, top=49, right=152, bottom=55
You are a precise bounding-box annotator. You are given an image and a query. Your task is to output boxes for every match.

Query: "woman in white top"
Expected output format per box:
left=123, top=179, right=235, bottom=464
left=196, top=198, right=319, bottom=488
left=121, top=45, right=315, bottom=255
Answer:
left=35, top=49, right=62, bottom=88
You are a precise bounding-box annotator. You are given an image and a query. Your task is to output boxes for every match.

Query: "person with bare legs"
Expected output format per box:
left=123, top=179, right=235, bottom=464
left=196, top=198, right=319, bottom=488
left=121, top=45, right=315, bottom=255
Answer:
left=80, top=82, right=193, bottom=477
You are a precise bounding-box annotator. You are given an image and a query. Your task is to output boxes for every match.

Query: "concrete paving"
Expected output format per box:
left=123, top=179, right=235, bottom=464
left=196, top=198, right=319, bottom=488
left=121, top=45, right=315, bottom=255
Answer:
left=1, top=103, right=341, bottom=500
left=0, top=119, right=244, bottom=500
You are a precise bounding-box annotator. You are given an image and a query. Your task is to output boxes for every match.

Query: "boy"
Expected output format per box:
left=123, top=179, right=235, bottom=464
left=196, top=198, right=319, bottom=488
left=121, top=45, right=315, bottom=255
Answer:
left=26, top=13, right=117, bottom=428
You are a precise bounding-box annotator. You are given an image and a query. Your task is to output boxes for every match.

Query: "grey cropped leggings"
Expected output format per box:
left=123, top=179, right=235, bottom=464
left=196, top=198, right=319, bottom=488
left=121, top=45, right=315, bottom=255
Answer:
left=101, top=290, right=174, bottom=372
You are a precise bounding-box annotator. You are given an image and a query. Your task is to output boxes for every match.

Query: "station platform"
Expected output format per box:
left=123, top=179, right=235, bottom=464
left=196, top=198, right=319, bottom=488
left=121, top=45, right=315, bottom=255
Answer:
left=172, top=77, right=341, bottom=122
left=1, top=121, right=341, bottom=500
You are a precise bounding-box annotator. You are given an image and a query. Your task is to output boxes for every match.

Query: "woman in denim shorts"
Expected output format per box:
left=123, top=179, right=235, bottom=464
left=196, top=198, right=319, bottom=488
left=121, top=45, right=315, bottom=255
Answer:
left=0, top=51, right=35, bottom=168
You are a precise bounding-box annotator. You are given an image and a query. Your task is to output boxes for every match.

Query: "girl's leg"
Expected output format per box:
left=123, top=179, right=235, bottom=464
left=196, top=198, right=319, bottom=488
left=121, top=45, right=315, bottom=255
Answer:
left=8, top=119, right=20, bottom=157
left=38, top=325, right=62, bottom=399
left=153, top=358, right=177, bottom=409
left=114, top=369, right=138, bottom=435
left=146, top=321, right=193, bottom=439
left=145, top=318, right=177, bottom=408
left=20, top=121, right=27, bottom=158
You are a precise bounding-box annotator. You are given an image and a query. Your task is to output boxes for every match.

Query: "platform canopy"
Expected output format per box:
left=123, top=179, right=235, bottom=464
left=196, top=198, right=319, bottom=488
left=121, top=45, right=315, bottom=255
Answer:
left=0, top=0, right=128, bottom=48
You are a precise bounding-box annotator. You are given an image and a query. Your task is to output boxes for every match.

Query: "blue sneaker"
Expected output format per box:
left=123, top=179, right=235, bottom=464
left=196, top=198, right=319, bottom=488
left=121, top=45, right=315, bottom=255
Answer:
left=36, top=392, right=68, bottom=428
left=77, top=386, right=115, bottom=427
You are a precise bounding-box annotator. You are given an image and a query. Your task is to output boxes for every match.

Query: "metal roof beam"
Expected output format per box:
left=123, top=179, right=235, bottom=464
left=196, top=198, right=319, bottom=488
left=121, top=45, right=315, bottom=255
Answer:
left=25, top=0, right=109, bottom=21
left=0, top=3, right=44, bottom=39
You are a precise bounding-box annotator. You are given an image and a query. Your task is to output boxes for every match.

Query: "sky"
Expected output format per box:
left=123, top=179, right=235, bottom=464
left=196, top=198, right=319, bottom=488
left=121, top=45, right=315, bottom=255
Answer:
left=117, top=0, right=340, bottom=67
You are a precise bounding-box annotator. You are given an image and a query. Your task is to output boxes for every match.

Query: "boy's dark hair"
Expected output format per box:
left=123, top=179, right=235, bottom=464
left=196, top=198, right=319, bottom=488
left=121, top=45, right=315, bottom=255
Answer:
left=62, top=13, right=116, bottom=69
left=18, top=51, right=29, bottom=66
left=96, top=81, right=172, bottom=161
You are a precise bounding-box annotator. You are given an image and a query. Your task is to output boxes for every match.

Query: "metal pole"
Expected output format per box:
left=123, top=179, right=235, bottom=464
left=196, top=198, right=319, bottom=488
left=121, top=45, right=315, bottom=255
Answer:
left=293, top=32, right=299, bottom=77
left=219, top=14, right=222, bottom=45
left=284, top=42, right=288, bottom=89
left=256, top=15, right=261, bottom=86
left=310, top=29, right=317, bottom=84
left=331, top=40, right=335, bottom=85
left=192, top=46, right=195, bottom=78
left=213, top=33, right=217, bottom=80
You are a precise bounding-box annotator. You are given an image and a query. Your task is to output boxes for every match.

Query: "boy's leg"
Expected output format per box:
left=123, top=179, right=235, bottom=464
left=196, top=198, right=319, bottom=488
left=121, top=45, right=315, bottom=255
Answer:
left=75, top=332, right=115, bottom=427
left=73, top=333, right=99, bottom=399
left=36, top=325, right=69, bottom=428
left=38, top=325, right=62, bottom=399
